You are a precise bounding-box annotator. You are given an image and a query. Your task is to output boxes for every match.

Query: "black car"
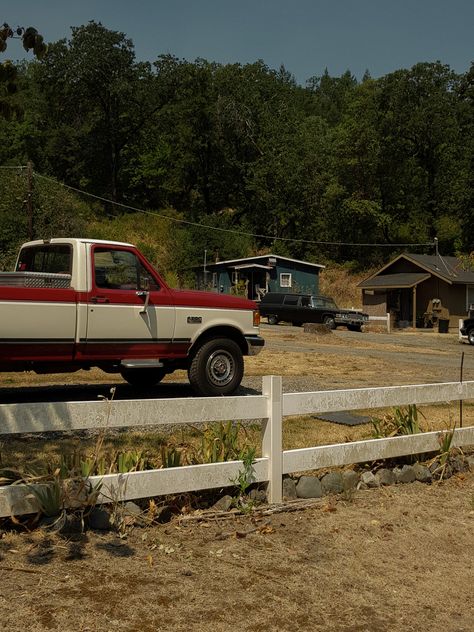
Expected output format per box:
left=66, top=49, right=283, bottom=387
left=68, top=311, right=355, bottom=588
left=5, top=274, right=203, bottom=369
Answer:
left=258, top=292, right=369, bottom=331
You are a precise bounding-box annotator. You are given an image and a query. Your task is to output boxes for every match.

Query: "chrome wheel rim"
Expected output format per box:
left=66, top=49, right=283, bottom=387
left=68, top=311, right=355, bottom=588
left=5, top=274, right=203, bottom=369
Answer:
left=206, top=350, right=234, bottom=386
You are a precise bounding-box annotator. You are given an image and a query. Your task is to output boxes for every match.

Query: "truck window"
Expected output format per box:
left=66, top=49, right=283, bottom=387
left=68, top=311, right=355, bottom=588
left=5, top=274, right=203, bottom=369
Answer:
left=17, top=245, right=72, bottom=274
left=283, top=295, right=299, bottom=305
left=93, top=248, right=160, bottom=291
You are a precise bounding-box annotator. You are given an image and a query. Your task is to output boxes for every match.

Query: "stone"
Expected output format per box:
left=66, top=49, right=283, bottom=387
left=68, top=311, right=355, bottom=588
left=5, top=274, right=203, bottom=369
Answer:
left=282, top=477, right=297, bottom=500
left=295, top=475, right=323, bottom=499
left=394, top=465, right=416, bottom=484
left=303, top=323, right=331, bottom=335
left=248, top=488, right=267, bottom=503
left=375, top=468, right=397, bottom=486
left=412, top=463, right=432, bottom=483
left=155, top=505, right=173, bottom=523
left=466, top=455, right=474, bottom=471
left=321, top=471, right=344, bottom=494
left=450, top=455, right=467, bottom=473
left=360, top=471, right=378, bottom=488
left=124, top=501, right=142, bottom=516
left=88, top=506, right=111, bottom=531
left=211, top=495, right=233, bottom=511
left=342, top=470, right=360, bottom=492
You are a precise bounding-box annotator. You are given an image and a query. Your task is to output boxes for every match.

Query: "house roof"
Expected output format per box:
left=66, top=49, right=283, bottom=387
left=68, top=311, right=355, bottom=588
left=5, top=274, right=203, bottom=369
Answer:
left=359, top=272, right=431, bottom=289
left=358, top=253, right=474, bottom=288
left=205, top=253, right=325, bottom=270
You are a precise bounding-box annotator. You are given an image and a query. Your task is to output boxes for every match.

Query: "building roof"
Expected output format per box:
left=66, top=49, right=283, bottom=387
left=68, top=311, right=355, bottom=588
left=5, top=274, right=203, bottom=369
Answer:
left=358, top=253, right=474, bottom=288
left=205, top=253, right=325, bottom=270
left=359, top=272, right=431, bottom=289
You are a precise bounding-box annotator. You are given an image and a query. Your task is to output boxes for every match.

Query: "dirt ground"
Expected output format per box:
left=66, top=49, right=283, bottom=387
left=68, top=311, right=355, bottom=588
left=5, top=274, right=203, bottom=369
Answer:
left=1, top=326, right=474, bottom=631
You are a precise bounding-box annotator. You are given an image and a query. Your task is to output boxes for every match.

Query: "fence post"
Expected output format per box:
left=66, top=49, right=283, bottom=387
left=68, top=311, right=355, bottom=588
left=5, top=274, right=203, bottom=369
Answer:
left=459, top=318, right=464, bottom=342
left=262, top=375, right=283, bottom=504
left=386, top=312, right=390, bottom=333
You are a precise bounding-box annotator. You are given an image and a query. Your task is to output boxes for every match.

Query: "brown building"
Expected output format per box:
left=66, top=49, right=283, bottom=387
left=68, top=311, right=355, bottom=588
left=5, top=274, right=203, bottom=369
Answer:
left=358, top=253, right=474, bottom=329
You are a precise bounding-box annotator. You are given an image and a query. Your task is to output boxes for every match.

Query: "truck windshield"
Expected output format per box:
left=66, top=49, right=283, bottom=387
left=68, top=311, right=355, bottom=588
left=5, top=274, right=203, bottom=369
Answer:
left=17, top=245, right=72, bottom=274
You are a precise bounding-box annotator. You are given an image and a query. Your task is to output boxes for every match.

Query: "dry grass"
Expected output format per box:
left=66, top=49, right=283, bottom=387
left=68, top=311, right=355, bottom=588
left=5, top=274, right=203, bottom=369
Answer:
left=318, top=265, right=376, bottom=308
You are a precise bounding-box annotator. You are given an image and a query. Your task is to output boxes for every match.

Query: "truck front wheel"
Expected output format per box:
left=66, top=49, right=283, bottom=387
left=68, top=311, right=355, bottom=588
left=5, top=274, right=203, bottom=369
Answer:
left=120, top=367, right=167, bottom=388
left=188, top=338, right=244, bottom=396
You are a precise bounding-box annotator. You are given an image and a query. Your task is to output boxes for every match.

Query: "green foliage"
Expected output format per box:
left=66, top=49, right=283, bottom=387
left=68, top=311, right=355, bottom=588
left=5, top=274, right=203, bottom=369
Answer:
left=194, top=421, right=246, bottom=463
left=1, top=21, right=474, bottom=273
left=371, top=405, right=423, bottom=438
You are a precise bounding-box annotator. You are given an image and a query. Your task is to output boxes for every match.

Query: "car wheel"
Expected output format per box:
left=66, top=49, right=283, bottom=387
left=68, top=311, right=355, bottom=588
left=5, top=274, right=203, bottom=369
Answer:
left=267, top=315, right=279, bottom=325
left=188, top=338, right=244, bottom=396
left=468, top=329, right=474, bottom=345
left=347, top=324, right=362, bottom=332
left=120, top=367, right=167, bottom=387
left=323, top=316, right=336, bottom=330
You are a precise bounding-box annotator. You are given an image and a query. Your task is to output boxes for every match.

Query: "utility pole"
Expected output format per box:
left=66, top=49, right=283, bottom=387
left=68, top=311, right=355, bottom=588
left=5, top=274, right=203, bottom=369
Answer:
left=26, top=161, right=33, bottom=240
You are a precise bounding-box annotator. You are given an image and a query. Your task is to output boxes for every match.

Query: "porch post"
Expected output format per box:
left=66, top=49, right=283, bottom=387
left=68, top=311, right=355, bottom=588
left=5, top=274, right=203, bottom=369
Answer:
left=412, top=285, right=417, bottom=329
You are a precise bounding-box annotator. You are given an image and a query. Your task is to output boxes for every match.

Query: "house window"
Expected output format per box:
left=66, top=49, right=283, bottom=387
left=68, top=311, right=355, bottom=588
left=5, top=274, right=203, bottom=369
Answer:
left=280, top=273, right=292, bottom=288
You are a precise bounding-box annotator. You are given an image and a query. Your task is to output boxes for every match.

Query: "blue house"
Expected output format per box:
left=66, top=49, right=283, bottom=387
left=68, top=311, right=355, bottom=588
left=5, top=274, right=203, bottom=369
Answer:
left=196, top=254, right=324, bottom=300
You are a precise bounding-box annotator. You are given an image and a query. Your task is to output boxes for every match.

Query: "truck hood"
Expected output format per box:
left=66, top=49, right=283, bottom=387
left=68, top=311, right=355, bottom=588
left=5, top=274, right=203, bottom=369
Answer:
left=170, top=288, right=257, bottom=310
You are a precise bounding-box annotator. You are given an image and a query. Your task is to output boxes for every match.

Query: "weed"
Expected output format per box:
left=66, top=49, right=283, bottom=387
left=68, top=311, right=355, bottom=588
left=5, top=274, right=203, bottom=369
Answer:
left=371, top=405, right=424, bottom=438
left=160, top=445, right=182, bottom=468
left=231, top=447, right=257, bottom=512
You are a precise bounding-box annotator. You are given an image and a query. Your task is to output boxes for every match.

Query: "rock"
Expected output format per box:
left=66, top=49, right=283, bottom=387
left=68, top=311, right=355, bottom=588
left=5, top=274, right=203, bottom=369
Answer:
left=360, top=471, right=378, bottom=488
left=342, top=470, right=360, bottom=491
left=124, top=501, right=142, bottom=516
left=248, top=488, right=267, bottom=503
left=88, top=506, right=111, bottom=530
left=282, top=477, right=297, bottom=500
left=296, top=475, right=323, bottom=499
left=211, top=495, right=233, bottom=511
left=413, top=463, right=432, bottom=483
left=303, top=323, right=331, bottom=335
left=466, top=455, right=474, bottom=471
left=375, top=468, right=397, bottom=486
left=394, top=465, right=416, bottom=484
left=155, top=505, right=173, bottom=523
left=450, top=455, right=467, bottom=473
left=321, top=471, right=344, bottom=494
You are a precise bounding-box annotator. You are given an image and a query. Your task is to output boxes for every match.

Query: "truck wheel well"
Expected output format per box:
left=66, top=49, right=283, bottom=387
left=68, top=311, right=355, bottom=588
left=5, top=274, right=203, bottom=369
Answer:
left=189, top=326, right=247, bottom=358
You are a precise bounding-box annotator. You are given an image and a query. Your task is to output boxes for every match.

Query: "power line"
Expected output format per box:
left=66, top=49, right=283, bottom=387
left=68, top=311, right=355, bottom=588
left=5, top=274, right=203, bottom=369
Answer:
left=33, top=170, right=433, bottom=249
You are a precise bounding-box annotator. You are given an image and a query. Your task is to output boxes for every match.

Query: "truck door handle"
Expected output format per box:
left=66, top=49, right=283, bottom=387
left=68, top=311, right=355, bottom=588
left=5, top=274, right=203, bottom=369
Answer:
left=90, top=296, right=110, bottom=304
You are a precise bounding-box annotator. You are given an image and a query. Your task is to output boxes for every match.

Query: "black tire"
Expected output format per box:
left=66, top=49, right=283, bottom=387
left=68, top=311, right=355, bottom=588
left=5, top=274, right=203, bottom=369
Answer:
left=468, top=329, right=474, bottom=345
left=188, top=338, right=244, bottom=396
left=347, top=324, right=362, bottom=332
left=323, top=315, right=336, bottom=330
left=120, top=367, right=167, bottom=388
left=267, top=315, right=279, bottom=325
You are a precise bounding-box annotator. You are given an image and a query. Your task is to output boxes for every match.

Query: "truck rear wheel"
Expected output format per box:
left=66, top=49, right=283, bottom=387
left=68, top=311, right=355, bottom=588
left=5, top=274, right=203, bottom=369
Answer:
left=120, top=367, right=167, bottom=388
left=267, top=315, right=279, bottom=325
left=468, top=329, right=474, bottom=345
left=188, top=338, right=244, bottom=396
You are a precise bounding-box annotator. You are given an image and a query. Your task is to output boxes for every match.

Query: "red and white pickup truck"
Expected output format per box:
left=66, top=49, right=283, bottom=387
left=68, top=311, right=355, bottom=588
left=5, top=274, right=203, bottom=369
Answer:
left=0, top=238, right=264, bottom=396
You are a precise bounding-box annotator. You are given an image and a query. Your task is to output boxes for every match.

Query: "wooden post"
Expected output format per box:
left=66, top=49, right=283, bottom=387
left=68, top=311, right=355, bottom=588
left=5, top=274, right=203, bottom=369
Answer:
left=262, top=375, right=283, bottom=504
left=412, top=286, right=417, bottom=329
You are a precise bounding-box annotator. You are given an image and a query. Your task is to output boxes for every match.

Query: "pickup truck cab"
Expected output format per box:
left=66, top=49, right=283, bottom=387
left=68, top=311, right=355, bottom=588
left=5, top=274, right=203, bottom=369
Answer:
left=259, top=292, right=368, bottom=331
left=0, top=238, right=264, bottom=396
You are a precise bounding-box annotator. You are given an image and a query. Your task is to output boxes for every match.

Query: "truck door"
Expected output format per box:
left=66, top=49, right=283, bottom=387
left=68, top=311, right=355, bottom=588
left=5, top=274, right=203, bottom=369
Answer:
left=83, top=245, right=176, bottom=360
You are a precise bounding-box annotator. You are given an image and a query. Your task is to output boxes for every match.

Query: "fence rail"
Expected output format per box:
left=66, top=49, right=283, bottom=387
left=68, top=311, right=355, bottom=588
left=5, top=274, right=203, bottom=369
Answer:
left=1, top=376, right=473, bottom=517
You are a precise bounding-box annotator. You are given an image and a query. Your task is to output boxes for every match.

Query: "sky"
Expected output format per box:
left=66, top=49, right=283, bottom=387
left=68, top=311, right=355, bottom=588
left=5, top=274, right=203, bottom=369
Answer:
left=2, top=1, right=474, bottom=84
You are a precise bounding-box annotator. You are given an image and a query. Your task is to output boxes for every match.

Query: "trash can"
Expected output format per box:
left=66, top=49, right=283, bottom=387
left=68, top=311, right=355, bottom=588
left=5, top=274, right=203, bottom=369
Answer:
left=438, top=318, right=449, bottom=333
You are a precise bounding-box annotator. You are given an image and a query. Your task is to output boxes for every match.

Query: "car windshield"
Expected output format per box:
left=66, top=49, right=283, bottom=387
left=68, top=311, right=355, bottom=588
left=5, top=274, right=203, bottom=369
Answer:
left=310, top=296, right=338, bottom=310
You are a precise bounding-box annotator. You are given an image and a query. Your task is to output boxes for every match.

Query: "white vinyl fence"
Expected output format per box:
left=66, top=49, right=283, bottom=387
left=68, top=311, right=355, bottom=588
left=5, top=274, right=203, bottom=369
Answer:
left=1, top=376, right=474, bottom=517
